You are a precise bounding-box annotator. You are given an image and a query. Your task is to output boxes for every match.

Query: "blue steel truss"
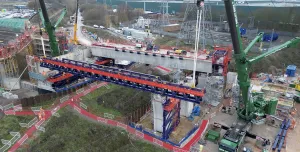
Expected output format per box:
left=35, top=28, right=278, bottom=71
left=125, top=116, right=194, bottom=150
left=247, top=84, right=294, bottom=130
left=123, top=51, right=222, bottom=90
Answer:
left=162, top=98, right=180, bottom=140
left=40, top=58, right=204, bottom=103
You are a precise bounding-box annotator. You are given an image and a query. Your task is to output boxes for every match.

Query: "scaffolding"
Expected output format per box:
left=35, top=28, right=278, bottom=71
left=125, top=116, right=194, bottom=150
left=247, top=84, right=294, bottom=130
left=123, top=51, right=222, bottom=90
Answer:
left=2, top=57, right=19, bottom=78
left=203, top=76, right=224, bottom=106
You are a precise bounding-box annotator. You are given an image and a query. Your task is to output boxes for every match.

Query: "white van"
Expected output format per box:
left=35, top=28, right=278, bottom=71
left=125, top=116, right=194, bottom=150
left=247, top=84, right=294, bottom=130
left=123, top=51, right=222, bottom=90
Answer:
left=93, top=25, right=99, bottom=28
left=135, top=44, right=142, bottom=48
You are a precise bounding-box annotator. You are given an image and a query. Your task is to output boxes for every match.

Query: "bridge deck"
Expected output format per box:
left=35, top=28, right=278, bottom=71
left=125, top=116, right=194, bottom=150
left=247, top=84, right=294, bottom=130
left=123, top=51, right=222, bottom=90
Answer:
left=90, top=46, right=213, bottom=73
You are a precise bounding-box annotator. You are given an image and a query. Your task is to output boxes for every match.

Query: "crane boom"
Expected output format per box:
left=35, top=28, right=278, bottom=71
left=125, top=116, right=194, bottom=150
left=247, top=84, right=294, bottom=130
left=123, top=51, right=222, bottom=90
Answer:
left=38, top=0, right=67, bottom=57
left=54, top=8, right=67, bottom=28
left=249, top=37, right=300, bottom=64
left=71, top=0, right=79, bottom=44
left=38, top=9, right=45, bottom=28
left=244, top=32, right=264, bottom=54
left=224, top=0, right=300, bottom=121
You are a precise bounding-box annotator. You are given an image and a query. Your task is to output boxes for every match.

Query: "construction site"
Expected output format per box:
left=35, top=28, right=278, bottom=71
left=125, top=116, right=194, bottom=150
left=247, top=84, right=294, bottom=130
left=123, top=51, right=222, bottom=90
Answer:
left=0, top=0, right=300, bottom=152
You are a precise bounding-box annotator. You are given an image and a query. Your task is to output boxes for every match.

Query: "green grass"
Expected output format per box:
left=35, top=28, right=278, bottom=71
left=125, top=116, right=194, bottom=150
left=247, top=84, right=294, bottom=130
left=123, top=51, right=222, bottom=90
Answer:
left=81, top=84, right=123, bottom=117
left=81, top=83, right=151, bottom=118
left=33, top=97, right=58, bottom=110
left=24, top=110, right=168, bottom=152
left=0, top=115, right=35, bottom=147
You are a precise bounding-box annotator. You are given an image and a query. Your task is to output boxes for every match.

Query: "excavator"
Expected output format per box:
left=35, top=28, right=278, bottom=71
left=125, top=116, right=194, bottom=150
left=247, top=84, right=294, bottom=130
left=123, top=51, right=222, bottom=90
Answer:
left=194, top=0, right=300, bottom=151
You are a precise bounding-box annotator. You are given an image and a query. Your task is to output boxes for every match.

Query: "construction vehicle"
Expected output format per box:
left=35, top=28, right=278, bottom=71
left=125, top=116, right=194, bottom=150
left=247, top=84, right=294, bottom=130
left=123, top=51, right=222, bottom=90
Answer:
left=173, top=48, right=187, bottom=55
left=293, top=79, right=300, bottom=103
left=146, top=43, right=159, bottom=52
left=70, top=0, right=79, bottom=45
left=214, top=121, right=270, bottom=152
left=217, top=121, right=251, bottom=152
left=135, top=43, right=142, bottom=49
left=38, top=0, right=67, bottom=57
left=201, top=0, right=300, bottom=150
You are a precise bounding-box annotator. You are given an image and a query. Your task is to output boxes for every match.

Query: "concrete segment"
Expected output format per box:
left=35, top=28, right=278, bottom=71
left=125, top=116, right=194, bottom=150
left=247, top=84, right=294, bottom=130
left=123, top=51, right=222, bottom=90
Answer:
left=90, top=46, right=213, bottom=73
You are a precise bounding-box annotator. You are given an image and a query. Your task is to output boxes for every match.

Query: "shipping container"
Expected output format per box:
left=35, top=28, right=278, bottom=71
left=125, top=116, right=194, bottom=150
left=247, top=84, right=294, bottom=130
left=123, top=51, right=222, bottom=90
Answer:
left=286, top=65, right=296, bottom=77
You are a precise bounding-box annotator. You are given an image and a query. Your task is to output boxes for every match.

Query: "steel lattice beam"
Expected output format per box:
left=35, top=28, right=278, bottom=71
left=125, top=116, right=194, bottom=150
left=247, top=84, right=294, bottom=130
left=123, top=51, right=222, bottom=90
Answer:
left=39, top=57, right=204, bottom=103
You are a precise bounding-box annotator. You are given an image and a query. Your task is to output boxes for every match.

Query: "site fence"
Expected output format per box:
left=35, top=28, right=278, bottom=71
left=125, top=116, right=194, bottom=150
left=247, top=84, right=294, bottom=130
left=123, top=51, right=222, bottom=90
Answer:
left=70, top=101, right=209, bottom=152
left=10, top=82, right=91, bottom=108
left=0, top=132, right=21, bottom=152
left=126, top=103, right=151, bottom=123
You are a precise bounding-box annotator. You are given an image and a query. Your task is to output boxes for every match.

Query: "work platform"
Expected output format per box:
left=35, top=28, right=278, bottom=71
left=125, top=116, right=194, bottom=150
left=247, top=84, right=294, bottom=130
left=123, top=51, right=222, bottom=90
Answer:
left=90, top=46, right=213, bottom=73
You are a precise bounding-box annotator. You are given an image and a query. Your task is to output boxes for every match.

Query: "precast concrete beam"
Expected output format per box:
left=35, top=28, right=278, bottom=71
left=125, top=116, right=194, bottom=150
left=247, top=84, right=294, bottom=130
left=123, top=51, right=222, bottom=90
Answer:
left=90, top=46, right=212, bottom=73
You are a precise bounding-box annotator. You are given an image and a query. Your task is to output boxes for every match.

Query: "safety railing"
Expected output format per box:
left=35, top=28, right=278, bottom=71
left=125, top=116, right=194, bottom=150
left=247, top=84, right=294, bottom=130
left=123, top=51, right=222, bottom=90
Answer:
left=0, top=132, right=21, bottom=152
left=19, top=117, right=38, bottom=128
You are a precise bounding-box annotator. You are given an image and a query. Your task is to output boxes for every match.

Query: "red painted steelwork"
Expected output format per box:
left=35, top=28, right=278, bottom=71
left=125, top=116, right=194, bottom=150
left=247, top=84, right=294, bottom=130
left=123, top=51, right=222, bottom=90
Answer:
left=41, top=58, right=205, bottom=97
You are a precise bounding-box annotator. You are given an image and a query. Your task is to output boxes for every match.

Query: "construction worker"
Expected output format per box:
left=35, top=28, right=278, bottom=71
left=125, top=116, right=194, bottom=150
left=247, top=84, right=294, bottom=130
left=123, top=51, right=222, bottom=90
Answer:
left=38, top=107, right=45, bottom=120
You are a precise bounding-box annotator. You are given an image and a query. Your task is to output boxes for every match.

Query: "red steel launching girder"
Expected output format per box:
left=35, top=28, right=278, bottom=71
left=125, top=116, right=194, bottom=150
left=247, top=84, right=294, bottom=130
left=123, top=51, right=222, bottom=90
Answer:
left=47, top=73, right=73, bottom=83
left=40, top=58, right=205, bottom=97
left=95, top=59, right=112, bottom=65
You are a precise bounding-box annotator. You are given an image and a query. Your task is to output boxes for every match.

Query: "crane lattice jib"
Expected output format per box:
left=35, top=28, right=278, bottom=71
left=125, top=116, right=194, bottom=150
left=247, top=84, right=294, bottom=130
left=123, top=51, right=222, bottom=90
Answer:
left=38, top=0, right=66, bottom=57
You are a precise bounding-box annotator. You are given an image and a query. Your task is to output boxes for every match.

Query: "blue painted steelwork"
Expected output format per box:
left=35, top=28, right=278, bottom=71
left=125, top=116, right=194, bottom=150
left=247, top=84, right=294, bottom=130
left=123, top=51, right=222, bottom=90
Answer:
left=272, top=136, right=280, bottom=150
left=179, top=126, right=198, bottom=145
left=128, top=122, right=181, bottom=147
left=278, top=138, right=285, bottom=152
left=162, top=97, right=180, bottom=140
left=272, top=119, right=291, bottom=152
left=39, top=58, right=204, bottom=103
left=52, top=74, right=82, bottom=89
left=55, top=79, right=95, bottom=92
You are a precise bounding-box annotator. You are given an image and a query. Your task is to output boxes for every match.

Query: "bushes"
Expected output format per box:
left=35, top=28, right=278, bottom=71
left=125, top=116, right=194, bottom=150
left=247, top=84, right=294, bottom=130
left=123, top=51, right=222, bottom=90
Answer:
left=99, top=86, right=151, bottom=115
left=28, top=110, right=168, bottom=152
left=0, top=116, right=34, bottom=147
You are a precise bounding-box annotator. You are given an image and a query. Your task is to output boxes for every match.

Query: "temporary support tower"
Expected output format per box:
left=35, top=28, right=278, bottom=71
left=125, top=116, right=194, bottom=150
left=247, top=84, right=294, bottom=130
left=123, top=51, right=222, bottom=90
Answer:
left=162, top=97, right=180, bottom=140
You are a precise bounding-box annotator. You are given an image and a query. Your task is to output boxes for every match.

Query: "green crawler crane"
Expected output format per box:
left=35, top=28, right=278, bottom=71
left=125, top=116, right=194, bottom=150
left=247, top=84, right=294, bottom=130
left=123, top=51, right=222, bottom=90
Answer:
left=223, top=0, right=300, bottom=121
left=209, top=0, right=300, bottom=151
left=38, top=0, right=67, bottom=57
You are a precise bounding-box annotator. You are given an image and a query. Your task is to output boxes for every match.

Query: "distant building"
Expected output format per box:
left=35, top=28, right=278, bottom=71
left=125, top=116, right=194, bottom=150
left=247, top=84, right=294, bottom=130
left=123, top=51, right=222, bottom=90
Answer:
left=133, top=16, right=151, bottom=29
left=123, top=28, right=152, bottom=41
left=14, top=5, right=27, bottom=10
